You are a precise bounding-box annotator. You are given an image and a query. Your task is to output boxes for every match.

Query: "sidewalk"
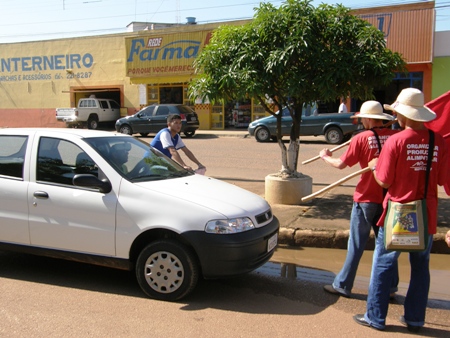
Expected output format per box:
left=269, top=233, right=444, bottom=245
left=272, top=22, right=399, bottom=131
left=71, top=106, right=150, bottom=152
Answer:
left=196, top=129, right=450, bottom=254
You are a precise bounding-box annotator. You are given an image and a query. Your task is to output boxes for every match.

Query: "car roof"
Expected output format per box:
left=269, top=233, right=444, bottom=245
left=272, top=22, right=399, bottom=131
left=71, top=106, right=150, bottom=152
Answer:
left=151, top=104, right=183, bottom=107
left=0, top=127, right=126, bottom=138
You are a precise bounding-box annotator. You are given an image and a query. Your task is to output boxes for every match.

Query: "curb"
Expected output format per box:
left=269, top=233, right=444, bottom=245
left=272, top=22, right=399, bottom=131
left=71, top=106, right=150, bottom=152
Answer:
left=278, top=228, right=450, bottom=254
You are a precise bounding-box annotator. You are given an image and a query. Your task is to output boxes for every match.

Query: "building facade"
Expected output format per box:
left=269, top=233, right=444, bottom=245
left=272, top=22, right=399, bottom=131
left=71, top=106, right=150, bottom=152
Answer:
left=0, top=1, right=444, bottom=130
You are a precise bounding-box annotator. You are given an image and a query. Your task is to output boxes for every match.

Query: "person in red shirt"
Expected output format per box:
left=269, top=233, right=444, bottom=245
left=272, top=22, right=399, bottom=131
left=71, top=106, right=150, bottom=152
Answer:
left=319, top=100, right=398, bottom=297
left=354, top=88, right=449, bottom=332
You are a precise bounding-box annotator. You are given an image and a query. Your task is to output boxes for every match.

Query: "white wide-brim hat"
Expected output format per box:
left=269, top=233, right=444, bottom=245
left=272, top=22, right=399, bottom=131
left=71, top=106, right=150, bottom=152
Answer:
left=350, top=100, right=394, bottom=120
left=383, top=88, right=436, bottom=122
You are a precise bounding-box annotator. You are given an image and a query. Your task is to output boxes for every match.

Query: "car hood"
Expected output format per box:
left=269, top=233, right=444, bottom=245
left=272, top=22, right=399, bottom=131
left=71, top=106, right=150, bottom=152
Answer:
left=250, top=115, right=275, bottom=125
left=118, top=115, right=134, bottom=121
left=134, top=174, right=270, bottom=221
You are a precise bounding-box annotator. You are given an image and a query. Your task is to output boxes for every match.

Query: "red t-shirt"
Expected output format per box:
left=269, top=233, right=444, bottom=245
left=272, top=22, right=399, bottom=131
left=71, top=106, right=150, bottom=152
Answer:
left=341, top=128, right=398, bottom=203
left=375, top=129, right=449, bottom=233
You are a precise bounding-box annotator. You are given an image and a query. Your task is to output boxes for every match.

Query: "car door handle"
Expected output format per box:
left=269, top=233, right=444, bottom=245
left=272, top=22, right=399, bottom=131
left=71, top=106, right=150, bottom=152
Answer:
left=33, top=191, right=49, bottom=199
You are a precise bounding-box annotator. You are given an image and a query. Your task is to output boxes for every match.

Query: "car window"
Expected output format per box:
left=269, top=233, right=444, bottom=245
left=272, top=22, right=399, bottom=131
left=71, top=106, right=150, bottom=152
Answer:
left=0, top=135, right=28, bottom=179
left=84, top=136, right=193, bottom=181
left=37, top=137, right=98, bottom=185
left=176, top=105, right=194, bottom=115
left=155, top=106, right=169, bottom=116
left=282, top=108, right=290, bottom=117
left=109, top=100, right=120, bottom=109
left=99, top=100, right=109, bottom=109
left=138, top=106, right=155, bottom=117
left=79, top=100, right=87, bottom=108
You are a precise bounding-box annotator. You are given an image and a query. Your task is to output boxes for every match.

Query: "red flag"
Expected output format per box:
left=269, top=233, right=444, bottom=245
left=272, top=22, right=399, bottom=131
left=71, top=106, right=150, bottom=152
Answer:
left=425, top=91, right=450, bottom=194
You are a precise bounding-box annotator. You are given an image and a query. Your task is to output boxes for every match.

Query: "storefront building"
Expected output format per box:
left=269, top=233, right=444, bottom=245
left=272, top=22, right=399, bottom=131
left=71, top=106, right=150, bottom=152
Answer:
left=0, top=1, right=442, bottom=130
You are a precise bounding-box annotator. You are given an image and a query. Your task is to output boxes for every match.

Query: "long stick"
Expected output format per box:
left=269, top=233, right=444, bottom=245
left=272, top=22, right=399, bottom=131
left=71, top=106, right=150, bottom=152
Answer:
left=301, top=166, right=371, bottom=202
left=302, top=139, right=351, bottom=165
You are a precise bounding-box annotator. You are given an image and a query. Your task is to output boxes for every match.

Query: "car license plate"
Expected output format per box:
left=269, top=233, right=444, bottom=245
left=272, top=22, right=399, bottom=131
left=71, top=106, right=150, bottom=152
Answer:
left=267, top=233, right=278, bottom=252
left=191, top=117, right=197, bottom=121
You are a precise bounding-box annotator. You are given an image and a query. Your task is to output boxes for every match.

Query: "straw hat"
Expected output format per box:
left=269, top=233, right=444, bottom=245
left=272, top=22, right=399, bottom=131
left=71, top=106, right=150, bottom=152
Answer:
left=350, top=100, right=394, bottom=120
left=383, top=88, right=436, bottom=122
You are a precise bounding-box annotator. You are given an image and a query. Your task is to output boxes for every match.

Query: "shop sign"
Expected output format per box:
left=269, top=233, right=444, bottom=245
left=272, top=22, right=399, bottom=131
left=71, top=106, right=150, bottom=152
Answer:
left=0, top=53, right=94, bottom=83
left=126, top=31, right=211, bottom=78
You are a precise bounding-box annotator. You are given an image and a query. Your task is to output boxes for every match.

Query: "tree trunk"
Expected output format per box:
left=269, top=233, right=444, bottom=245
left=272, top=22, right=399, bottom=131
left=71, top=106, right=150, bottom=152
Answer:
left=278, top=139, right=300, bottom=177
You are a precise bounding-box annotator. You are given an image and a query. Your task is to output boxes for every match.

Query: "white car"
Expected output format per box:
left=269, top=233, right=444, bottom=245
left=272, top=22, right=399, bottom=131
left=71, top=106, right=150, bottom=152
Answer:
left=0, top=128, right=278, bottom=301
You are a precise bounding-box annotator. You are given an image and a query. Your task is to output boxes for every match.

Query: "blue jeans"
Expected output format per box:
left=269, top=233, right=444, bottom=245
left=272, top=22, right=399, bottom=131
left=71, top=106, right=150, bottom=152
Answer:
left=364, top=227, right=433, bottom=330
left=333, top=202, right=398, bottom=296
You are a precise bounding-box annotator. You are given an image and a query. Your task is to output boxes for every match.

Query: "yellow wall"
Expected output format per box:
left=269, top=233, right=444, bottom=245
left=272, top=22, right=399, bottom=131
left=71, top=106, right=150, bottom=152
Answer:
left=0, top=34, right=140, bottom=127
left=2, top=35, right=139, bottom=107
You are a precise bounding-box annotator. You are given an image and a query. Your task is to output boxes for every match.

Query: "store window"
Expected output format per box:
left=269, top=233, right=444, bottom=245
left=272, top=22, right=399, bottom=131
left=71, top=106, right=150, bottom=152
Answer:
left=160, top=86, right=183, bottom=104
left=146, top=85, right=193, bottom=107
left=351, top=71, right=423, bottom=113
left=224, top=99, right=252, bottom=128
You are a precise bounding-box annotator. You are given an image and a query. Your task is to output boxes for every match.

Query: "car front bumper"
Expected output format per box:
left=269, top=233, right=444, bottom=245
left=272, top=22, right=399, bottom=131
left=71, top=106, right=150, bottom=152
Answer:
left=247, top=125, right=256, bottom=136
left=182, top=217, right=279, bottom=278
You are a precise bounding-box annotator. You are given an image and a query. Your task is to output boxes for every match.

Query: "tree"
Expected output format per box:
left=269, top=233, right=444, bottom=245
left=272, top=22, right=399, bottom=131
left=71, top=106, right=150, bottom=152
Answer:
left=190, top=0, right=406, bottom=178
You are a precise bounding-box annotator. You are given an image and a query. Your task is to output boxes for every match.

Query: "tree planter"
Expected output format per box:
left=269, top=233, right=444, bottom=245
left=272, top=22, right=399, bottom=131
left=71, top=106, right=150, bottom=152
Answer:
left=265, top=173, right=312, bottom=205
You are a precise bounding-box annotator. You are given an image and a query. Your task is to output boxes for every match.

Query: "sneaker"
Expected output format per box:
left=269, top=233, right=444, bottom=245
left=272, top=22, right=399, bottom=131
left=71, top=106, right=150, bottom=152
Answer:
left=399, top=315, right=421, bottom=333
left=353, top=314, right=384, bottom=331
left=323, top=284, right=349, bottom=297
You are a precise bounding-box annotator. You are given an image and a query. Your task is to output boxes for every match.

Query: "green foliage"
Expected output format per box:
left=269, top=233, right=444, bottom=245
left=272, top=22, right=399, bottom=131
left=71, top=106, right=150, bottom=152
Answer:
left=191, top=0, right=405, bottom=106
left=189, top=0, right=406, bottom=173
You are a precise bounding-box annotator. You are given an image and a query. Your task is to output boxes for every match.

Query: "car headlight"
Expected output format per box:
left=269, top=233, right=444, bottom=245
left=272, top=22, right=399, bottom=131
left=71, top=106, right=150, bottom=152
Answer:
left=205, top=217, right=255, bottom=234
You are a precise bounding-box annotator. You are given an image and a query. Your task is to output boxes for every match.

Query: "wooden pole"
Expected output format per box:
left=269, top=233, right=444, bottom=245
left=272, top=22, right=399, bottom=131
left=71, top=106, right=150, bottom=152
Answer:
left=301, top=166, right=371, bottom=202
left=302, top=139, right=351, bottom=165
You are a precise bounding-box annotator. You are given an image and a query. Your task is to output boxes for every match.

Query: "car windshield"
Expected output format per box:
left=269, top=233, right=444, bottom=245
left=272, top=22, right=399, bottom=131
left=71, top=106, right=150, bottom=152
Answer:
left=83, top=136, right=193, bottom=182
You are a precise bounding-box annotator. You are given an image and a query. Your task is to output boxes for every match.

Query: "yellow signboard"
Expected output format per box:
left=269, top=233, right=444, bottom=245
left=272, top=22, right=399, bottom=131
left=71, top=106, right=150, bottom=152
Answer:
left=125, top=31, right=212, bottom=78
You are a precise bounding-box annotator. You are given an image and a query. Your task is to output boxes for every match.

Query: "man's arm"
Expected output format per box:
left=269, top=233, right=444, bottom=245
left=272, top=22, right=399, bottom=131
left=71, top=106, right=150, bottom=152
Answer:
left=368, top=158, right=390, bottom=189
left=319, top=148, right=347, bottom=169
left=180, top=147, right=203, bottom=168
left=168, top=147, right=191, bottom=169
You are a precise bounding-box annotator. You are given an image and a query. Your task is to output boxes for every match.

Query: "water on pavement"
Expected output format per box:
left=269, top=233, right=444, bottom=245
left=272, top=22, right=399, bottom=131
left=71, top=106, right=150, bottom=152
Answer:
left=261, top=246, right=450, bottom=310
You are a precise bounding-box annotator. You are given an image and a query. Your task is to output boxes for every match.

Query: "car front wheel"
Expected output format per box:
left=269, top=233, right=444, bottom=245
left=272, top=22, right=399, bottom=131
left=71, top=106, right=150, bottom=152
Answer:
left=135, top=240, right=199, bottom=301
left=119, top=124, right=133, bottom=135
left=325, top=127, right=344, bottom=144
left=254, top=127, right=271, bottom=142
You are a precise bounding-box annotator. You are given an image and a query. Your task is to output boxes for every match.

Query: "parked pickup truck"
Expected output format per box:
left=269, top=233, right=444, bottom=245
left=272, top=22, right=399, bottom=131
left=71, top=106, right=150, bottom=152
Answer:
left=56, top=96, right=121, bottom=129
left=248, top=105, right=362, bottom=144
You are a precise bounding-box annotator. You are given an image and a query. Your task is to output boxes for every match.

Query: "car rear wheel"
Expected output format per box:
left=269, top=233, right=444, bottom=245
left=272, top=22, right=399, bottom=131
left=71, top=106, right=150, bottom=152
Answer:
left=135, top=240, right=199, bottom=301
left=255, top=127, right=271, bottom=142
left=119, top=125, right=133, bottom=135
left=183, top=131, right=195, bottom=138
left=325, top=127, right=344, bottom=144
left=87, top=116, right=99, bottom=130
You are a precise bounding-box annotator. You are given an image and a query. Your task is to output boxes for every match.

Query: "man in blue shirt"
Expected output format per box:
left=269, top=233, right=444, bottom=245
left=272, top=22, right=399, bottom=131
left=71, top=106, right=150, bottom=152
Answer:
left=150, top=114, right=205, bottom=172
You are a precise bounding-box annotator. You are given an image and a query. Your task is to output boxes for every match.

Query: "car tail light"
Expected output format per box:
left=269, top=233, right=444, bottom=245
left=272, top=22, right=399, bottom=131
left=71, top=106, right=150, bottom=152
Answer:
left=179, top=113, right=187, bottom=121
left=75, top=110, right=79, bottom=117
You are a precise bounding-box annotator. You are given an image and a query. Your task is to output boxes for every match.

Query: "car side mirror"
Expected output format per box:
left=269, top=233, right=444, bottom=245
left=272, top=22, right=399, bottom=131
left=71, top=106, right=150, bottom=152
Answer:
left=73, top=174, right=112, bottom=193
